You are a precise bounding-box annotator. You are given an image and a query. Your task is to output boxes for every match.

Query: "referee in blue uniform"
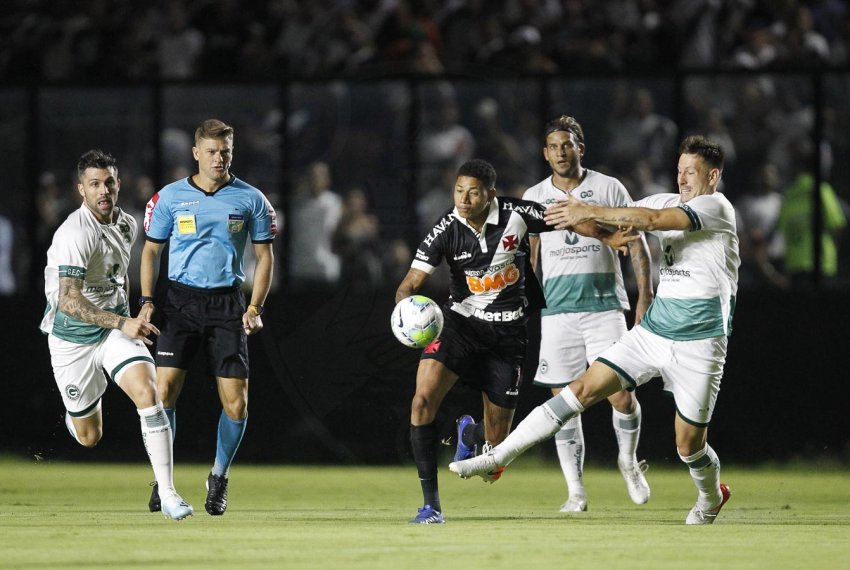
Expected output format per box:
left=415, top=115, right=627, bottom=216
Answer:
left=139, top=119, right=277, bottom=516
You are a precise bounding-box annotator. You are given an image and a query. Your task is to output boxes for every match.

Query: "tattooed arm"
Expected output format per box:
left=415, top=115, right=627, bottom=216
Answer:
left=545, top=193, right=692, bottom=232
left=58, top=277, right=159, bottom=344
left=627, top=234, right=654, bottom=325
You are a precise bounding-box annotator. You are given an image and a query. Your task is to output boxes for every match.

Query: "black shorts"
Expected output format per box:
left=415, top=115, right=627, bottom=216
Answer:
left=421, top=309, right=527, bottom=409
left=155, top=281, right=249, bottom=378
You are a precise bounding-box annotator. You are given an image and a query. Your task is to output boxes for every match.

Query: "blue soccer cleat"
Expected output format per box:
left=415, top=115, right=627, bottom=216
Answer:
left=453, top=415, right=476, bottom=462
left=409, top=504, right=445, bottom=524
left=161, top=494, right=194, bottom=521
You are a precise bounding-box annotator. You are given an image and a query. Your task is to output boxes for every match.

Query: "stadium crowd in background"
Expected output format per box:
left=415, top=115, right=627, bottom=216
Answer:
left=6, top=1, right=849, bottom=297
left=1, top=0, right=847, bottom=80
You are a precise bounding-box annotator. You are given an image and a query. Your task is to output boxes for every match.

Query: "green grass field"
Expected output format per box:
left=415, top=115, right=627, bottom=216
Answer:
left=1, top=455, right=848, bottom=569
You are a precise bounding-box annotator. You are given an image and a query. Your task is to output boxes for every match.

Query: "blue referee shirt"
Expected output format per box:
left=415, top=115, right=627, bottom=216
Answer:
left=144, top=175, right=277, bottom=289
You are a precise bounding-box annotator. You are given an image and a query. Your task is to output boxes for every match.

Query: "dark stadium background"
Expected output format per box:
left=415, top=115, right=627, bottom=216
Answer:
left=1, top=1, right=849, bottom=466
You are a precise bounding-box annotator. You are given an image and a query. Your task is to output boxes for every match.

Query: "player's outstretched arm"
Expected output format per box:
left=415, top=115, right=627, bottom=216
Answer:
left=545, top=193, right=692, bottom=232
left=58, top=276, right=160, bottom=344
left=395, top=268, right=429, bottom=304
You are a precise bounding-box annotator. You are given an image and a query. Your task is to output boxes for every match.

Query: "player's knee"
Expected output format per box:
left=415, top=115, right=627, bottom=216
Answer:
left=77, top=428, right=103, bottom=448
left=222, top=399, right=247, bottom=420
left=410, top=393, right=437, bottom=422
left=607, top=389, right=635, bottom=413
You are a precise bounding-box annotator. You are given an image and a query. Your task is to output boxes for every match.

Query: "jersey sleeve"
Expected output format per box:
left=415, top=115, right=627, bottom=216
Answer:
left=608, top=179, right=634, bottom=208
left=679, top=194, right=733, bottom=232
left=411, top=215, right=450, bottom=274
left=517, top=200, right=549, bottom=234
left=55, top=223, right=95, bottom=280
left=144, top=190, right=172, bottom=242
left=249, top=191, right=278, bottom=243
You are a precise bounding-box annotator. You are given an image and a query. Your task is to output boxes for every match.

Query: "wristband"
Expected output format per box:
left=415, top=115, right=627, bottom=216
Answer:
left=139, top=296, right=154, bottom=307
left=248, top=304, right=264, bottom=315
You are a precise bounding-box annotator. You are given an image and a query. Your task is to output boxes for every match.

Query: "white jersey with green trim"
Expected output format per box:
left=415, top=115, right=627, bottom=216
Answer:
left=636, top=192, right=740, bottom=340
left=523, top=170, right=631, bottom=315
left=40, top=204, right=136, bottom=344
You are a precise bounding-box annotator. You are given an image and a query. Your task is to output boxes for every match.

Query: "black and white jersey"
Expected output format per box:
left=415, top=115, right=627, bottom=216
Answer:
left=412, top=197, right=549, bottom=325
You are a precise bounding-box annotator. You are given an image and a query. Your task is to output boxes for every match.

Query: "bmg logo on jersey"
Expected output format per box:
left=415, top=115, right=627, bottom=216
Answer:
left=466, top=263, right=519, bottom=293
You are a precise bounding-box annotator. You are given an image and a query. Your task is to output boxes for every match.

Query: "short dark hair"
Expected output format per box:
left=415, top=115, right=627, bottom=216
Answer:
left=77, top=149, right=117, bottom=180
left=679, top=135, right=724, bottom=171
left=194, top=118, right=234, bottom=145
left=457, top=159, right=497, bottom=189
left=544, top=115, right=585, bottom=145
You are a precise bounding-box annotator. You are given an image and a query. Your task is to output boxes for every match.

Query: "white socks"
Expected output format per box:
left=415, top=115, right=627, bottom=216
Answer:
left=679, top=444, right=721, bottom=508
left=491, top=388, right=585, bottom=466
left=555, top=415, right=585, bottom=498
left=138, top=402, right=176, bottom=498
left=612, top=401, right=642, bottom=464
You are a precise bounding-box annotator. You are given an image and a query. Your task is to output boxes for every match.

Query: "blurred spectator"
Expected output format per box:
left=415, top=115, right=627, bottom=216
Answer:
left=781, top=4, right=830, bottom=66
left=777, top=168, right=847, bottom=288
left=382, top=238, right=412, bottom=286
left=332, top=188, right=383, bottom=293
left=736, top=162, right=788, bottom=289
left=0, top=210, right=15, bottom=294
left=728, top=17, right=779, bottom=69
left=35, top=171, right=73, bottom=251
left=471, top=97, right=527, bottom=189
left=289, top=161, right=343, bottom=289
left=417, top=82, right=475, bottom=193
left=158, top=1, right=204, bottom=80
left=608, top=86, right=677, bottom=180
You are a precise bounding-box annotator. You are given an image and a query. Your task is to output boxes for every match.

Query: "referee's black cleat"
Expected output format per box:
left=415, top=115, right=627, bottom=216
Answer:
left=148, top=481, right=161, bottom=512
left=205, top=473, right=228, bottom=515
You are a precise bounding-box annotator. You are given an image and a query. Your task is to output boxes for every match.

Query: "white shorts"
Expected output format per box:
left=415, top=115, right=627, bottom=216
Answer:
left=534, top=310, right=627, bottom=388
left=48, top=329, right=155, bottom=417
left=596, top=325, right=727, bottom=427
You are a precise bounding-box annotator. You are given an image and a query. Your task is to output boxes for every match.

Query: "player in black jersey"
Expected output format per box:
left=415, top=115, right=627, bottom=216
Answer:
left=396, top=159, right=631, bottom=524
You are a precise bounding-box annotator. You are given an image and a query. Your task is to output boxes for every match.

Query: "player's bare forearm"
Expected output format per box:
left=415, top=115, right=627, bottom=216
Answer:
left=249, top=243, right=274, bottom=307
left=139, top=240, right=162, bottom=297
left=546, top=195, right=692, bottom=232
left=395, top=268, right=428, bottom=303
left=58, top=276, right=125, bottom=330
left=528, top=235, right=540, bottom=276
left=627, top=234, right=654, bottom=324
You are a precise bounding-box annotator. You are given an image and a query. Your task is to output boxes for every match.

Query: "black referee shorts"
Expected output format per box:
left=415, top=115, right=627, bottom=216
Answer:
left=154, top=281, right=249, bottom=379
left=420, top=309, right=527, bottom=409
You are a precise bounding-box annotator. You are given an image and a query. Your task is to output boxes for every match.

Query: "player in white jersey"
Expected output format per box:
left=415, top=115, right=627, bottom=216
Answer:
left=451, top=135, right=738, bottom=525
left=523, top=115, right=654, bottom=512
left=40, top=150, right=192, bottom=521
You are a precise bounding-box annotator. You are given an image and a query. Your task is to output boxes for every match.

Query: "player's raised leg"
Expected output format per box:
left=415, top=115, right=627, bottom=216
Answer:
left=450, top=361, right=623, bottom=479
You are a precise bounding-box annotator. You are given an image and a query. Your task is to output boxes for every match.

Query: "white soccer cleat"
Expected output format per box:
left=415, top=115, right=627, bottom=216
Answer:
left=618, top=457, right=650, bottom=505
left=161, top=493, right=194, bottom=521
left=559, top=495, right=588, bottom=512
left=685, top=483, right=731, bottom=525
left=449, top=451, right=500, bottom=481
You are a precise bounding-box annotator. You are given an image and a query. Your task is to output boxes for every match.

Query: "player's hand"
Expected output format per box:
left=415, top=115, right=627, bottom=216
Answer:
left=601, top=226, right=640, bottom=253
left=544, top=193, right=591, bottom=229
left=138, top=302, right=155, bottom=322
left=120, top=317, right=160, bottom=345
left=243, top=311, right=263, bottom=336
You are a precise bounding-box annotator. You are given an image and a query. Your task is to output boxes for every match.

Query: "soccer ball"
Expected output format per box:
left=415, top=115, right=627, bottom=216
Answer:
left=390, top=295, right=444, bottom=348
